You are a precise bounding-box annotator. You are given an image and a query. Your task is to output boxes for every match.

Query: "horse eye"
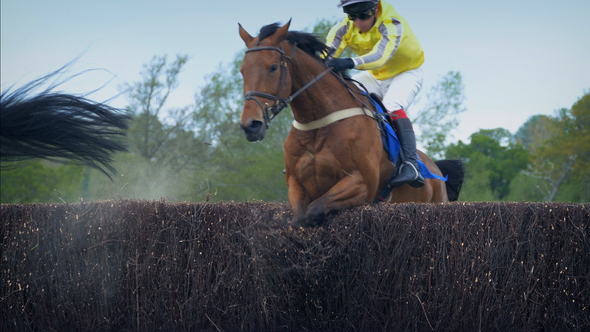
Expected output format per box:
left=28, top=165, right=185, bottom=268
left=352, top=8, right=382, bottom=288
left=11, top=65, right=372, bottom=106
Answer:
left=269, top=64, right=279, bottom=73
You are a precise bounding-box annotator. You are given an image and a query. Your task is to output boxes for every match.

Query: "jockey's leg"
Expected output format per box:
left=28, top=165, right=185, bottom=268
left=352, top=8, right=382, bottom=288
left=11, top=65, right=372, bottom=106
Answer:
left=351, top=71, right=381, bottom=97
left=390, top=111, right=425, bottom=188
left=381, top=67, right=424, bottom=188
left=381, top=67, right=423, bottom=112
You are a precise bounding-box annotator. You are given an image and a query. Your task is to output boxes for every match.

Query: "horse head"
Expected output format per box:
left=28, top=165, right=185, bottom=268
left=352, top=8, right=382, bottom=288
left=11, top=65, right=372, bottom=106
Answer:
left=238, top=21, right=293, bottom=142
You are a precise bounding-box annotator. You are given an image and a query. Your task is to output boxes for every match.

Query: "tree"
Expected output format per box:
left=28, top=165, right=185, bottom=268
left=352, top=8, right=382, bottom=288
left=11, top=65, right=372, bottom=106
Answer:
left=414, top=71, right=466, bottom=159
left=477, top=128, right=514, bottom=146
left=445, top=128, right=530, bottom=200
left=123, top=54, right=207, bottom=170
left=522, top=92, right=590, bottom=201
left=81, top=55, right=211, bottom=201
left=0, top=161, right=84, bottom=203
left=505, top=172, right=546, bottom=202
left=555, top=92, right=590, bottom=180
left=189, top=51, right=293, bottom=202
left=515, top=114, right=560, bottom=153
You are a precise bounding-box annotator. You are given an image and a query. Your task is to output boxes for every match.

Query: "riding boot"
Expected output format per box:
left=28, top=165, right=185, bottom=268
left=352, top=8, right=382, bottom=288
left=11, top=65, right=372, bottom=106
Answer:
left=390, top=117, right=425, bottom=188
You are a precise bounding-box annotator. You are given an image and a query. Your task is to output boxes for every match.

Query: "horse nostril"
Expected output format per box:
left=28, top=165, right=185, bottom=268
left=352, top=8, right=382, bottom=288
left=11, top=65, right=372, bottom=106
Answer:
left=247, top=120, right=263, bottom=133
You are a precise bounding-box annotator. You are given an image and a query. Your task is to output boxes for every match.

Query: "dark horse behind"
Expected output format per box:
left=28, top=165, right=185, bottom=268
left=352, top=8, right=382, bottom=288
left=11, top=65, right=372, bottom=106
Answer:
left=1, top=64, right=130, bottom=178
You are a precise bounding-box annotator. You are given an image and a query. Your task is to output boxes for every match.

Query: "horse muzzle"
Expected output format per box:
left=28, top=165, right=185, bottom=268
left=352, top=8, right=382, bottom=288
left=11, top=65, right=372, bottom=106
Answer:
left=239, top=119, right=266, bottom=142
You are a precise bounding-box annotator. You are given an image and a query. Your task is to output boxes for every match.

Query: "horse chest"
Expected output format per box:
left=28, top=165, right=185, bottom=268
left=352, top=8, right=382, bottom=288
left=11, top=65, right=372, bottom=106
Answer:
left=293, top=150, right=342, bottom=195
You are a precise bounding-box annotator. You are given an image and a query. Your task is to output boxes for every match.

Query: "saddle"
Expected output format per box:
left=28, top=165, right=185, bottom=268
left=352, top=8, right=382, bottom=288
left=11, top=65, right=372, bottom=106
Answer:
left=365, top=93, right=447, bottom=202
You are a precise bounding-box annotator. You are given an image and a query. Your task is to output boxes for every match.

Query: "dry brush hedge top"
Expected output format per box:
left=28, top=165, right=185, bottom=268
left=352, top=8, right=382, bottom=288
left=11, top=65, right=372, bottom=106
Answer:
left=1, top=200, right=589, bottom=331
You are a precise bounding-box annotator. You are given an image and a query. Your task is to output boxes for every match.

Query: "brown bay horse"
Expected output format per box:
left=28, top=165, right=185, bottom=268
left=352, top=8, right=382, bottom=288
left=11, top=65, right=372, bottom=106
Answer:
left=238, top=21, right=463, bottom=226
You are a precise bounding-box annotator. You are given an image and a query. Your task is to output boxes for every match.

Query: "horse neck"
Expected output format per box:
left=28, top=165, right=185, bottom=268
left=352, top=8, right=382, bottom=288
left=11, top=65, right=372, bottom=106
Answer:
left=286, top=44, right=361, bottom=124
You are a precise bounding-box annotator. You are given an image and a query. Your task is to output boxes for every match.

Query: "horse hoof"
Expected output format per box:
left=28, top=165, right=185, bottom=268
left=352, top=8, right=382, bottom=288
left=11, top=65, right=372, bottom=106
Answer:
left=305, top=205, right=326, bottom=226
left=290, top=216, right=307, bottom=228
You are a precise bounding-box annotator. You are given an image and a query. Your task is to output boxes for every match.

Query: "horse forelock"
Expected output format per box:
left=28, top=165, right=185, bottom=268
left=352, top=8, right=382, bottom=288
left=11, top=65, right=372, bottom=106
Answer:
left=258, top=23, right=281, bottom=42
left=257, top=23, right=329, bottom=62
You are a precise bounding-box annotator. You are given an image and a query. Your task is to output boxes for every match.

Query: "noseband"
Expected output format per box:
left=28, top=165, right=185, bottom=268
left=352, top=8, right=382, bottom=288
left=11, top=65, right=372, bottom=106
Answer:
left=244, top=44, right=333, bottom=128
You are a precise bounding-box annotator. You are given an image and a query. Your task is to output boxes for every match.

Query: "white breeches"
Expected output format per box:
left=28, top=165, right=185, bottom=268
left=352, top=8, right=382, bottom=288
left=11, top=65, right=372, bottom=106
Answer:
left=352, top=67, right=423, bottom=113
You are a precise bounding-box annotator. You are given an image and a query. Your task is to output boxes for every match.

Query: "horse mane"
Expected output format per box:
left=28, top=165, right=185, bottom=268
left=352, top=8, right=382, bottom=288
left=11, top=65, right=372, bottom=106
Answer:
left=258, top=23, right=331, bottom=62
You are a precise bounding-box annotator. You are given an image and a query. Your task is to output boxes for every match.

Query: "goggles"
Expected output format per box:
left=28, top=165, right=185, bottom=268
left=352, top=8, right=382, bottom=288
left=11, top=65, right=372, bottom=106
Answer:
left=347, top=6, right=377, bottom=21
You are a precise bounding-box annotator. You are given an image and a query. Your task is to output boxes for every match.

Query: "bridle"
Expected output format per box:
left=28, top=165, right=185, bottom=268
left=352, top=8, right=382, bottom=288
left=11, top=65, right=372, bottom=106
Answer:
left=243, top=44, right=333, bottom=129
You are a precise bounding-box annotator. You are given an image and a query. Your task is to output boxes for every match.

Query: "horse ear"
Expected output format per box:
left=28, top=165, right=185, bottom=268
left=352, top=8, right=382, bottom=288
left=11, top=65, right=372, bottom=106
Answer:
left=271, top=19, right=291, bottom=44
left=238, top=23, right=254, bottom=46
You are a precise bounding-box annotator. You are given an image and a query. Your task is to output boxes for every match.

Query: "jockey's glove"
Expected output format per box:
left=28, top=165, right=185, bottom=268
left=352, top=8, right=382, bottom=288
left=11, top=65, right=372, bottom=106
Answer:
left=327, top=58, right=355, bottom=72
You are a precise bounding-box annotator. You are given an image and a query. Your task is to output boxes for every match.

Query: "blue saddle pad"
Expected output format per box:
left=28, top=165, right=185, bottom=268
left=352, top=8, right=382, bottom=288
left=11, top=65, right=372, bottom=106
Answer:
left=367, top=96, right=447, bottom=182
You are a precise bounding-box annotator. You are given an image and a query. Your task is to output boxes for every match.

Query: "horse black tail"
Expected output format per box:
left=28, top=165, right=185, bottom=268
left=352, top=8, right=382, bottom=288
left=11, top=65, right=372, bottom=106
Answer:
left=1, top=70, right=131, bottom=179
left=435, top=159, right=465, bottom=201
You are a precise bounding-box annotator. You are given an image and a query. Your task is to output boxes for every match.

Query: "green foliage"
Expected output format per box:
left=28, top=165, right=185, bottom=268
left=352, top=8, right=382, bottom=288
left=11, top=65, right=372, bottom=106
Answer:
left=553, top=177, right=590, bottom=202
left=446, top=128, right=530, bottom=200
left=476, top=128, right=514, bottom=145
left=520, top=92, right=589, bottom=202
left=515, top=114, right=559, bottom=153
left=192, top=53, right=246, bottom=145
left=505, top=173, right=546, bottom=202
left=556, top=92, right=590, bottom=179
left=123, top=54, right=205, bottom=169
left=5, top=20, right=583, bottom=204
left=0, top=161, right=85, bottom=203
left=415, top=71, right=466, bottom=159
left=452, top=153, right=496, bottom=202
left=190, top=50, right=292, bottom=202
left=79, top=149, right=200, bottom=201
left=82, top=54, right=209, bottom=201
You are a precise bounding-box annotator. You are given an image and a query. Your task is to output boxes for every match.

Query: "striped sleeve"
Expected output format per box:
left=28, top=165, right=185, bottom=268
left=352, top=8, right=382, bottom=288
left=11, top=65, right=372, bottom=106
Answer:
left=325, top=18, right=350, bottom=58
left=354, top=18, right=402, bottom=70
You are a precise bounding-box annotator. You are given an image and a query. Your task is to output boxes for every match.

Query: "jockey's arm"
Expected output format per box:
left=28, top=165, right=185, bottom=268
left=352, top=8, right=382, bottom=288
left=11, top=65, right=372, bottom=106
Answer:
left=351, top=20, right=399, bottom=70
left=325, top=18, right=349, bottom=59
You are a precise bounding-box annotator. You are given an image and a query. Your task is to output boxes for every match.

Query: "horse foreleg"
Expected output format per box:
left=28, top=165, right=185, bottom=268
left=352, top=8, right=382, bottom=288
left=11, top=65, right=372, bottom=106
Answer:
left=287, top=176, right=312, bottom=227
left=305, top=170, right=368, bottom=226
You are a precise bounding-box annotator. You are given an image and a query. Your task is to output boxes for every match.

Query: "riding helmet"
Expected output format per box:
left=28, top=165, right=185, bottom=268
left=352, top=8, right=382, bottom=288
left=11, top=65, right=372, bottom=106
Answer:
left=337, top=0, right=380, bottom=8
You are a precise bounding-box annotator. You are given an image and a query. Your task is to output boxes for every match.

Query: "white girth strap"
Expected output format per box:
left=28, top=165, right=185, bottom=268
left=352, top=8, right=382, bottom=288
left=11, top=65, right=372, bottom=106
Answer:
left=292, top=107, right=375, bottom=131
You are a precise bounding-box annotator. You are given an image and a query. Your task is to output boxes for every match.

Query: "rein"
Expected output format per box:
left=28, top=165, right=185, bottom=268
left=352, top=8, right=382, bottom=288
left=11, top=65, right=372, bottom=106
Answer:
left=244, top=45, right=334, bottom=129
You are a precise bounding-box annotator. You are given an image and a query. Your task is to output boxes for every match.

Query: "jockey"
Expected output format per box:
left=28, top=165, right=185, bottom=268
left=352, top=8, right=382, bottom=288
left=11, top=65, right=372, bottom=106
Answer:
left=326, top=0, right=425, bottom=188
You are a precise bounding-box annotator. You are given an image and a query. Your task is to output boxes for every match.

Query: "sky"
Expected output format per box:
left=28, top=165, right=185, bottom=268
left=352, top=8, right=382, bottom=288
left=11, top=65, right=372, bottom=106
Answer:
left=2, top=0, right=589, bottom=145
